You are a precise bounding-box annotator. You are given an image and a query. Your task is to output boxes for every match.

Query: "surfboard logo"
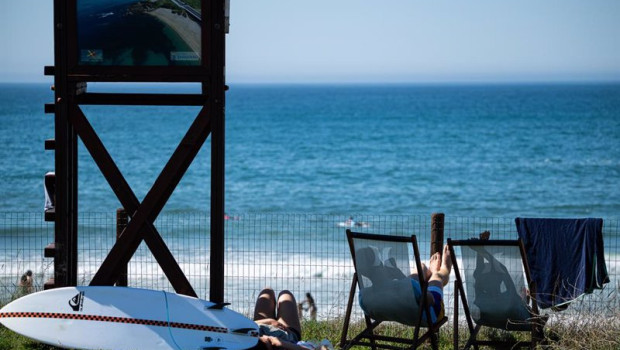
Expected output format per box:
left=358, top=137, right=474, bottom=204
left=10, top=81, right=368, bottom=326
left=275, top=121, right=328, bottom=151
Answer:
left=68, top=292, right=84, bottom=312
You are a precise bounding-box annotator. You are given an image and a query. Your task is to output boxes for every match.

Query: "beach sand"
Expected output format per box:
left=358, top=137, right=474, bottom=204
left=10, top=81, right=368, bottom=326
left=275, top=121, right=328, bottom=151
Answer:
left=149, top=8, right=201, bottom=55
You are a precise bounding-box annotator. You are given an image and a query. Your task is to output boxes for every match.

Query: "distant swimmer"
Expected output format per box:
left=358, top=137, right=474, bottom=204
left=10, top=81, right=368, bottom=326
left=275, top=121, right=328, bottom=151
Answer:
left=337, top=217, right=370, bottom=228
left=355, top=221, right=370, bottom=228
left=224, top=213, right=240, bottom=220
left=345, top=216, right=355, bottom=227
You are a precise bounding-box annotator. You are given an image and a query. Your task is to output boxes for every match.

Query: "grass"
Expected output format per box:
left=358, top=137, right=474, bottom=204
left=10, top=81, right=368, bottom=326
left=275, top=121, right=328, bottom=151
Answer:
left=2, top=313, right=620, bottom=349
left=0, top=326, right=58, bottom=350
left=305, top=315, right=620, bottom=350
left=4, top=320, right=447, bottom=350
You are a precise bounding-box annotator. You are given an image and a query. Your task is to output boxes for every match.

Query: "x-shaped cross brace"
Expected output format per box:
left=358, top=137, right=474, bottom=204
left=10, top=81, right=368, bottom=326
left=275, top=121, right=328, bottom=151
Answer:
left=70, top=104, right=212, bottom=297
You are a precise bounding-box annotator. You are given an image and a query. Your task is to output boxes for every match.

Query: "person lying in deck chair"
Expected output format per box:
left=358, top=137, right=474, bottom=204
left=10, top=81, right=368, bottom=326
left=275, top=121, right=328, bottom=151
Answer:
left=356, top=244, right=452, bottom=324
left=469, top=232, right=533, bottom=328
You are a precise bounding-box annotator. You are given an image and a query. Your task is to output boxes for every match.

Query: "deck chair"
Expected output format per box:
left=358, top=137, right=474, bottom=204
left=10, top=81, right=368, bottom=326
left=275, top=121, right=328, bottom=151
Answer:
left=340, top=230, right=447, bottom=350
left=447, top=238, right=548, bottom=350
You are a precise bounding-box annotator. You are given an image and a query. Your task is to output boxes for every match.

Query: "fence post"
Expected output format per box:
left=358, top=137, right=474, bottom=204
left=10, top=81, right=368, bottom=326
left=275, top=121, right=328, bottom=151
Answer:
left=116, top=208, right=129, bottom=287
left=430, top=213, right=445, bottom=257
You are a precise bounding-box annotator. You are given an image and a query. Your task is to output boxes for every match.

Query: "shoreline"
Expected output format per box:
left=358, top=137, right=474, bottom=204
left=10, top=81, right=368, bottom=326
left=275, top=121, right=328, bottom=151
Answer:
left=148, top=8, right=201, bottom=56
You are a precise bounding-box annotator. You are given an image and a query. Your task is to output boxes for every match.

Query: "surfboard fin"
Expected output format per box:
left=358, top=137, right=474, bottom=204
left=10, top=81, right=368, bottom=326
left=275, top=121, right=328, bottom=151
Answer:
left=231, top=327, right=257, bottom=335
left=207, top=302, right=231, bottom=310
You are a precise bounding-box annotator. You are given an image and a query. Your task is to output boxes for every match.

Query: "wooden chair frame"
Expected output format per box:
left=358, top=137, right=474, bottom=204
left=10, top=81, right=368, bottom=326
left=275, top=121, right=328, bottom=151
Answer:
left=448, top=238, right=547, bottom=350
left=340, top=230, right=447, bottom=350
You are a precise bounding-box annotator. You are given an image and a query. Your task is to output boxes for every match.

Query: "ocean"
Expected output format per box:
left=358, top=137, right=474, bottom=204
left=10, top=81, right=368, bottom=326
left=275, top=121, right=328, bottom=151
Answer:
left=1, top=82, right=619, bottom=218
left=1, top=82, right=619, bottom=316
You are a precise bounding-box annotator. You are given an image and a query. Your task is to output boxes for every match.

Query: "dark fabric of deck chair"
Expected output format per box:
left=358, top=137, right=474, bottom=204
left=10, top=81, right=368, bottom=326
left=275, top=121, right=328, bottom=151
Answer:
left=354, top=238, right=425, bottom=326
left=449, top=239, right=547, bottom=350
left=460, top=244, right=532, bottom=331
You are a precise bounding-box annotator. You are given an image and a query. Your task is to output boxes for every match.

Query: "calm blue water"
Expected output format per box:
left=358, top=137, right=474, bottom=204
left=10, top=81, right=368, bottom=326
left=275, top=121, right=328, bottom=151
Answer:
left=1, top=82, right=619, bottom=218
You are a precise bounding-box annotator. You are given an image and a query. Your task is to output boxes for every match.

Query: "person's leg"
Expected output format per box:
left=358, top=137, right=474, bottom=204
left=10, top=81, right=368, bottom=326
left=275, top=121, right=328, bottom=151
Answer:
left=410, top=262, right=430, bottom=280
left=428, top=245, right=452, bottom=287
left=422, top=262, right=432, bottom=281
left=424, top=245, right=453, bottom=319
left=404, top=252, right=440, bottom=313
left=276, top=290, right=302, bottom=340
left=424, top=252, right=443, bottom=305
left=254, top=287, right=277, bottom=321
left=419, top=250, right=442, bottom=323
left=410, top=251, right=435, bottom=282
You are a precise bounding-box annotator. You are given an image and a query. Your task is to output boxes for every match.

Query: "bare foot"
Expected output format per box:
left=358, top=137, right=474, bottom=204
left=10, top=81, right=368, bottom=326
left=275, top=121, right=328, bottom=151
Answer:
left=479, top=231, right=490, bottom=240
left=441, top=244, right=452, bottom=274
left=428, top=252, right=441, bottom=275
left=434, top=245, right=452, bottom=286
left=420, top=262, right=432, bottom=281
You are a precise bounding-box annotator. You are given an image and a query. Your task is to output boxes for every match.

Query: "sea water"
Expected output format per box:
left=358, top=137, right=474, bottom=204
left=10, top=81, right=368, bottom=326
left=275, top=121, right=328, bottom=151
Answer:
left=1, top=83, right=619, bottom=314
left=1, top=82, right=619, bottom=218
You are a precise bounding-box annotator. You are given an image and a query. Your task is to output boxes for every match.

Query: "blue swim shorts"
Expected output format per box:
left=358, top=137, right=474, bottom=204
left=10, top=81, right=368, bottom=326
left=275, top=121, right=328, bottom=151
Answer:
left=258, top=324, right=301, bottom=343
left=410, top=279, right=444, bottom=323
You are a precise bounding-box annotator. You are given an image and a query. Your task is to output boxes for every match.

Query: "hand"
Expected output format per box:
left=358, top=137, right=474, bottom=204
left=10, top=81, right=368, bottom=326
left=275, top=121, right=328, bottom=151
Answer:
left=260, top=335, right=285, bottom=350
left=256, top=319, right=288, bottom=331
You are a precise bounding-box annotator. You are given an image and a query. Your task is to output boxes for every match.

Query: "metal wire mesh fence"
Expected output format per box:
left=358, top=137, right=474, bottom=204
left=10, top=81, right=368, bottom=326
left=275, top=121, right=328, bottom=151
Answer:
left=1, top=212, right=618, bottom=322
left=0, top=212, right=53, bottom=298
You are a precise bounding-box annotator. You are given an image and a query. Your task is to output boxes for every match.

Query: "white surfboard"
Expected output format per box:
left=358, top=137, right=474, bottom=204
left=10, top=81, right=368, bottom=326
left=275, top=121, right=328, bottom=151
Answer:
left=0, top=286, right=259, bottom=350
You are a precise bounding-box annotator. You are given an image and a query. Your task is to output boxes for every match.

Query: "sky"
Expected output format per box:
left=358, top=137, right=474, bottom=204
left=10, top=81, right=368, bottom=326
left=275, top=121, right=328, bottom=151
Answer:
left=1, top=0, right=619, bottom=83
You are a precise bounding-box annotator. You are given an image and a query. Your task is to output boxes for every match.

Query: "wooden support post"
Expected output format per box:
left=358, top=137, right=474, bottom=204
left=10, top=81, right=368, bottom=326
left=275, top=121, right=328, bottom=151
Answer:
left=116, top=208, right=129, bottom=287
left=430, top=213, right=445, bottom=257
left=48, top=0, right=224, bottom=297
left=208, top=0, right=226, bottom=304
left=52, top=0, right=80, bottom=288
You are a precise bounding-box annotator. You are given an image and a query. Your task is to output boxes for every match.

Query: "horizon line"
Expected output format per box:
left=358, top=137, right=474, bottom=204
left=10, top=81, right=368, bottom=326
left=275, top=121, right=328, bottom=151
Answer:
left=2, top=79, right=620, bottom=86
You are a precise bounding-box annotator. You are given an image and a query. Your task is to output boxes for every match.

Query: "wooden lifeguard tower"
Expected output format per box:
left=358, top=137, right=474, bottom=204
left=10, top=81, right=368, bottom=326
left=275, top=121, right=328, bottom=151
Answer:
left=43, top=0, right=228, bottom=302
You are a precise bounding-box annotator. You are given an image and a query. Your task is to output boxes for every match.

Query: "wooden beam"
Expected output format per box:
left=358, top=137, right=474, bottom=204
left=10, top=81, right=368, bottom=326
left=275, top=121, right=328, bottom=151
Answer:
left=70, top=105, right=199, bottom=297
left=77, top=93, right=206, bottom=106
left=52, top=0, right=73, bottom=288
left=81, top=104, right=211, bottom=294
left=208, top=0, right=227, bottom=304
left=116, top=208, right=129, bottom=287
left=45, top=139, right=56, bottom=150
left=430, top=213, right=445, bottom=257
left=99, top=107, right=211, bottom=288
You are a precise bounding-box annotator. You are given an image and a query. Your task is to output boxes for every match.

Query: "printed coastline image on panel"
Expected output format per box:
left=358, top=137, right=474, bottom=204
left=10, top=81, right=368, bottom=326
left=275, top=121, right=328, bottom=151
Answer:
left=77, top=0, right=201, bottom=66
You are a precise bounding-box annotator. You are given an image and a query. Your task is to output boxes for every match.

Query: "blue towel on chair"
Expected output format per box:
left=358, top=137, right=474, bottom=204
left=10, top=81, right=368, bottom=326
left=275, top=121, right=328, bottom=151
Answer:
left=515, top=218, right=609, bottom=310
